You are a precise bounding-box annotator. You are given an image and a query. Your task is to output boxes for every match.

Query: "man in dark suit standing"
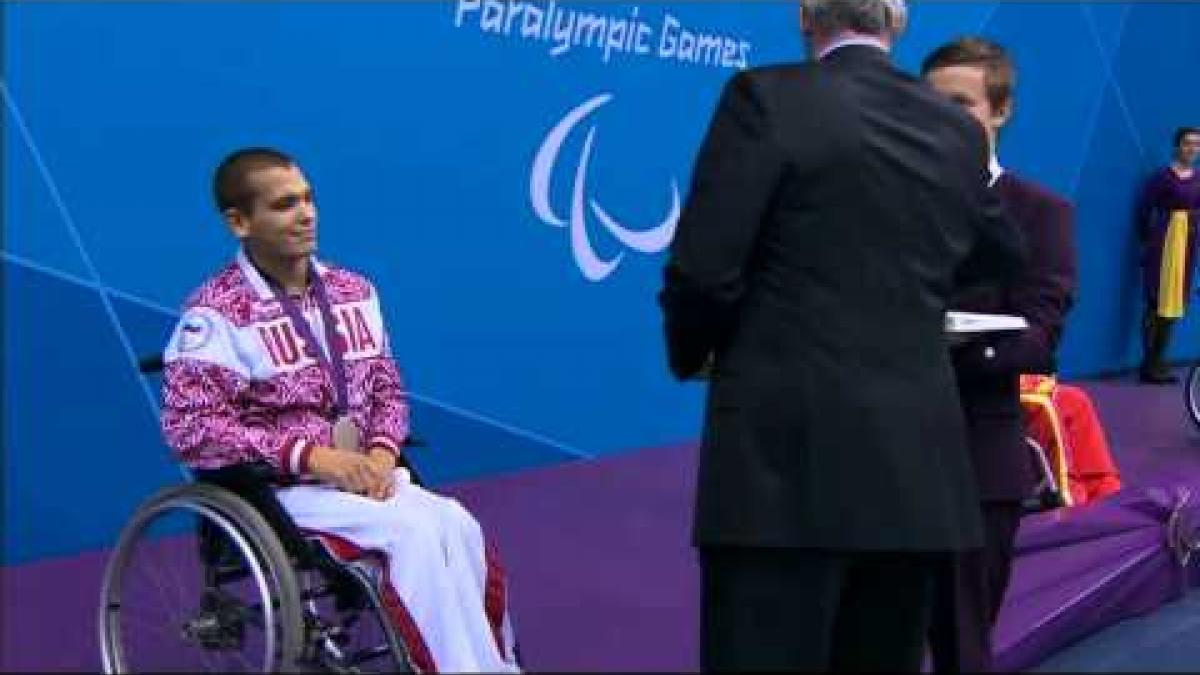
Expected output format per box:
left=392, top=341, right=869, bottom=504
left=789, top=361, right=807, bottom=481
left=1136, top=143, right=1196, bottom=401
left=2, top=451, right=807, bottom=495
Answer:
left=922, top=37, right=1078, bottom=672
left=658, top=1, right=1027, bottom=671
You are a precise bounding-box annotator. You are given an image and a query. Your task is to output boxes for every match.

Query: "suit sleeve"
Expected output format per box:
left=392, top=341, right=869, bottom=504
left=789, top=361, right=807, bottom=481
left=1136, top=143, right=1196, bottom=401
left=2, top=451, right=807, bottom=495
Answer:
left=953, top=196, right=1077, bottom=376
left=659, top=71, right=785, bottom=379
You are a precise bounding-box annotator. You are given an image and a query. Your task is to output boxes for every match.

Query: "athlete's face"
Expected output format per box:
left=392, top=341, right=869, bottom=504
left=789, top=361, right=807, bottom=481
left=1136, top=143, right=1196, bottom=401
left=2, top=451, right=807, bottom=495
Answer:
left=225, top=164, right=318, bottom=260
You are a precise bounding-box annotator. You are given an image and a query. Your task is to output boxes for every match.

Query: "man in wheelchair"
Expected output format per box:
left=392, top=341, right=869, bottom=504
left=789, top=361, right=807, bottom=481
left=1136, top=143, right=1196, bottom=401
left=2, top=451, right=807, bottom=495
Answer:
left=159, top=147, right=520, bottom=673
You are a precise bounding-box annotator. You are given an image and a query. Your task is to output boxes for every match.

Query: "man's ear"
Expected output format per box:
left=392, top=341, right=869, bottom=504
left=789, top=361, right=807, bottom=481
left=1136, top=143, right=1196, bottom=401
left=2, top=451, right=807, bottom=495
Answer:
left=992, top=99, right=1013, bottom=130
left=224, top=208, right=250, bottom=239
left=884, top=0, right=908, bottom=36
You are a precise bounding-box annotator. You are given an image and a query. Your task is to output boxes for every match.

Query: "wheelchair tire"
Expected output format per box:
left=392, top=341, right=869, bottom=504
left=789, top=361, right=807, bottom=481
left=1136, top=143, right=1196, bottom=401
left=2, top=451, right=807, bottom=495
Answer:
left=1186, top=364, right=1200, bottom=431
left=98, top=483, right=306, bottom=673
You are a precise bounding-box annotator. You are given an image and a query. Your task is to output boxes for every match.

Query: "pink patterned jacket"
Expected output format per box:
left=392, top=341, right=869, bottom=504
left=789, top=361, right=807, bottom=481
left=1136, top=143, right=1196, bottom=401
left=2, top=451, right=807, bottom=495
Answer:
left=161, top=250, right=409, bottom=476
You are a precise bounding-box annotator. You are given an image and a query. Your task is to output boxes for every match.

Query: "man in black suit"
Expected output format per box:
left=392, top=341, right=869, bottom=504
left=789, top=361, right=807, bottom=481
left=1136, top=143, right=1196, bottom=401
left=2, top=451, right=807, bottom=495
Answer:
left=922, top=37, right=1078, bottom=672
left=658, top=1, right=1027, bottom=671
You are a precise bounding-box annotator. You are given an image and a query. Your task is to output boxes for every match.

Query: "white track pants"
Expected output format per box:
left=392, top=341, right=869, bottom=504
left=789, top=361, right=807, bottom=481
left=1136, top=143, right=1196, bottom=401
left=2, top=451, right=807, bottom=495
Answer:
left=276, top=470, right=519, bottom=673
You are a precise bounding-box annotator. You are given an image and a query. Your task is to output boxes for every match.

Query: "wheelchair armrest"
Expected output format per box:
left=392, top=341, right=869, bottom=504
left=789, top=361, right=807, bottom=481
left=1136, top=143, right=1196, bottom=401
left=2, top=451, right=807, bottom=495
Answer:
left=138, top=354, right=165, bottom=374
left=395, top=453, right=425, bottom=488
left=193, top=461, right=316, bottom=566
left=194, top=460, right=282, bottom=486
left=392, top=436, right=425, bottom=487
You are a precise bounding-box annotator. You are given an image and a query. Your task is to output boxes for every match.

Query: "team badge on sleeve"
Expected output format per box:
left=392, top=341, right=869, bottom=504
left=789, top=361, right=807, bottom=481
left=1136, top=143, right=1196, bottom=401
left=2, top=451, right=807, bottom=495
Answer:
left=177, top=311, right=214, bottom=352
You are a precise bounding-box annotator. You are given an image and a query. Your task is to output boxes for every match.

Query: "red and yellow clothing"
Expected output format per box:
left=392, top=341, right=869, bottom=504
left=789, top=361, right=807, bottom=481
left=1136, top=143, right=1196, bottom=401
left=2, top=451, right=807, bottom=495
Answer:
left=1019, top=374, right=1122, bottom=506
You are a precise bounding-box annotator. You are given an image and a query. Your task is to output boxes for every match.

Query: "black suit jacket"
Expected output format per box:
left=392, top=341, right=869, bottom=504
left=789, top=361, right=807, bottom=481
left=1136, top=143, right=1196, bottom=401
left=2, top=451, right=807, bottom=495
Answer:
left=952, top=172, right=1077, bottom=502
left=660, top=46, right=1026, bottom=552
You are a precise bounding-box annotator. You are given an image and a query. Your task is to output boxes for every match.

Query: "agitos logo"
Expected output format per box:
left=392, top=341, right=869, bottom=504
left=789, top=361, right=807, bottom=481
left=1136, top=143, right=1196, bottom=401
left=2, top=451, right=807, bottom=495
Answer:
left=529, top=93, right=679, bottom=282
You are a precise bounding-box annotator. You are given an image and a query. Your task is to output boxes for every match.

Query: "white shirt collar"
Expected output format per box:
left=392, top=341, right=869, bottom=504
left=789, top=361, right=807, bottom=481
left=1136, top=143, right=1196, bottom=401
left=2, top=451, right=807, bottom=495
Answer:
left=818, top=34, right=889, bottom=60
left=988, top=155, right=1005, bottom=188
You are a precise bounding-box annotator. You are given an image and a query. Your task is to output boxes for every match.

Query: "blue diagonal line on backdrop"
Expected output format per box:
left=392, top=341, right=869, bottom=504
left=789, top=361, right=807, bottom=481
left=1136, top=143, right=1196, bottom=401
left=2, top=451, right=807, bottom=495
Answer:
left=2, top=251, right=593, bottom=462
left=1079, top=2, right=1147, bottom=178
left=408, top=392, right=593, bottom=460
left=1, top=251, right=181, bottom=317
left=2, top=80, right=169, bottom=429
left=1066, top=1, right=1129, bottom=196
left=976, top=1, right=1000, bottom=34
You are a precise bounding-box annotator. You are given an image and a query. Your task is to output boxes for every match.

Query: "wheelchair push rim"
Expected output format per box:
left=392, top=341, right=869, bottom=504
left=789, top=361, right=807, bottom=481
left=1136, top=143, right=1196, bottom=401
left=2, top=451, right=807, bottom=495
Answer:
left=98, top=484, right=305, bottom=673
left=1185, top=364, right=1200, bottom=431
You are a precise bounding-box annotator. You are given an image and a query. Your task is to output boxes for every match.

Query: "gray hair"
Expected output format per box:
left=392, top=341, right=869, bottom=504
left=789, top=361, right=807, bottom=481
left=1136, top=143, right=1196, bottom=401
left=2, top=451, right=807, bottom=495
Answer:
left=801, top=0, right=908, bottom=37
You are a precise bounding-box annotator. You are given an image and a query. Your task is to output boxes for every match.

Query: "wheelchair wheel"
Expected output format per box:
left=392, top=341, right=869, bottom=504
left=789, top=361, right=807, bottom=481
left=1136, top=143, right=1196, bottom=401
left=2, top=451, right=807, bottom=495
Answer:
left=98, top=483, right=305, bottom=673
left=303, top=561, right=413, bottom=673
left=1185, top=363, right=1200, bottom=431
left=1021, top=436, right=1066, bottom=513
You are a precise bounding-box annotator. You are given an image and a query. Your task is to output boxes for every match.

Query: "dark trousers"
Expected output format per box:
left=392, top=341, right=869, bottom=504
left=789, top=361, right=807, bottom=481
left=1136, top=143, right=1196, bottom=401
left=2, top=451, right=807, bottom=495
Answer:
left=699, top=546, right=948, bottom=672
left=928, top=501, right=1024, bottom=673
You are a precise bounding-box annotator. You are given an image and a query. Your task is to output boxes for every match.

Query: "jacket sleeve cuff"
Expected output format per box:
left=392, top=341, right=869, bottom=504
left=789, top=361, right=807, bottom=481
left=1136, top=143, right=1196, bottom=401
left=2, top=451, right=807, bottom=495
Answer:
left=368, top=432, right=402, bottom=453
left=367, top=433, right=403, bottom=458
left=279, top=436, right=317, bottom=476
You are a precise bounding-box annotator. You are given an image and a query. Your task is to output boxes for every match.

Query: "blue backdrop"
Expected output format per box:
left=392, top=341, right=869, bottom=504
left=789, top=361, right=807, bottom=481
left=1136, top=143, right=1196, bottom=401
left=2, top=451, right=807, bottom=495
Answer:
left=5, top=1, right=1200, bottom=564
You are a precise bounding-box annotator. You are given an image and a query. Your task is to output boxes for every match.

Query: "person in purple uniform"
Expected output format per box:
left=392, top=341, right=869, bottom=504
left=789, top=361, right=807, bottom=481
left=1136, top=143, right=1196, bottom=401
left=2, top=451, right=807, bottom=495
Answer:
left=1135, top=126, right=1200, bottom=383
left=921, top=37, right=1078, bottom=672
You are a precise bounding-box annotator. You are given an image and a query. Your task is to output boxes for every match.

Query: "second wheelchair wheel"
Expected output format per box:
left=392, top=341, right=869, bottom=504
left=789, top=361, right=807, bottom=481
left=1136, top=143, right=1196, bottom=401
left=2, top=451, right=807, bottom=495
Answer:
left=304, top=561, right=414, bottom=673
left=98, top=483, right=306, bottom=673
left=1185, top=363, right=1200, bottom=430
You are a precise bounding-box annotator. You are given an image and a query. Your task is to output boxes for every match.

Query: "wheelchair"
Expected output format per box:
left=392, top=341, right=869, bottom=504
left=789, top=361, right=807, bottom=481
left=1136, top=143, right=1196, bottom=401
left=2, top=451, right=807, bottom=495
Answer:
left=1022, top=435, right=1068, bottom=513
left=99, top=355, right=425, bottom=673
left=1020, top=380, right=1071, bottom=514
left=1185, top=363, right=1200, bottom=430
